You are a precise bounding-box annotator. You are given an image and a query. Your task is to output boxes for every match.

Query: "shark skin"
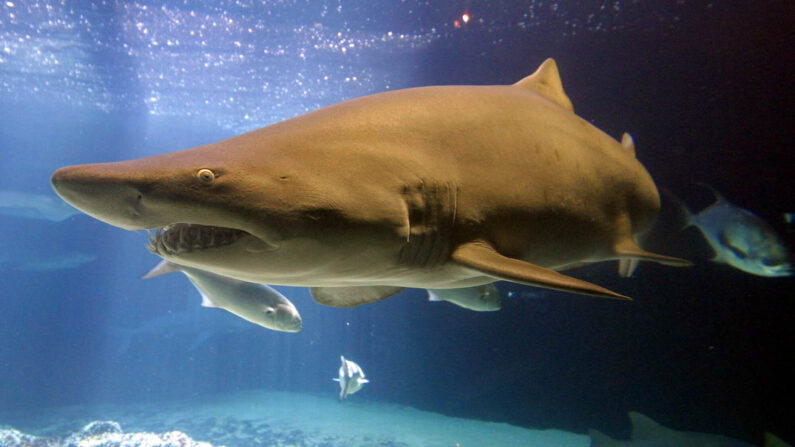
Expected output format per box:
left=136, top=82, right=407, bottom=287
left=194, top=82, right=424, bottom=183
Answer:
left=50, top=58, right=689, bottom=306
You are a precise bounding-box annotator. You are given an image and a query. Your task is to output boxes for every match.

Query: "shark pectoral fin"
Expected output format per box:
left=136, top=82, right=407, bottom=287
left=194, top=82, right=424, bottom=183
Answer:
left=450, top=241, right=630, bottom=300
left=427, top=290, right=442, bottom=302
left=588, top=429, right=619, bottom=447
left=310, top=286, right=405, bottom=307
left=618, top=258, right=640, bottom=278
left=613, top=239, right=693, bottom=267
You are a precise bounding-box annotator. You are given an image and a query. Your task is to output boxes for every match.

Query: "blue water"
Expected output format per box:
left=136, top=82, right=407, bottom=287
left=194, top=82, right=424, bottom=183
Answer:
left=1, top=1, right=793, bottom=446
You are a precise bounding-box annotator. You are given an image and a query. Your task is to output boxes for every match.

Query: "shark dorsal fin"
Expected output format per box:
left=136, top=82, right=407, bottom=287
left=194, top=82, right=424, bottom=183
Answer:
left=629, top=412, right=670, bottom=440
left=514, top=58, right=574, bottom=112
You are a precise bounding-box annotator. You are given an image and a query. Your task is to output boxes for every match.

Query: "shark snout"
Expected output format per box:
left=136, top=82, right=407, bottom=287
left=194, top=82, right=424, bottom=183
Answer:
left=51, top=164, right=150, bottom=230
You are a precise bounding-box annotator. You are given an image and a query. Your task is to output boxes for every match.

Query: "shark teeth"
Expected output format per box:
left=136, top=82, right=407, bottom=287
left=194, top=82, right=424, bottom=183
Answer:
left=146, top=224, right=248, bottom=256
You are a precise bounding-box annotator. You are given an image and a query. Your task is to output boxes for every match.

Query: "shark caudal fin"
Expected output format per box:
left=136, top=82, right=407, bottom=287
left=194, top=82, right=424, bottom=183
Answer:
left=451, top=241, right=630, bottom=300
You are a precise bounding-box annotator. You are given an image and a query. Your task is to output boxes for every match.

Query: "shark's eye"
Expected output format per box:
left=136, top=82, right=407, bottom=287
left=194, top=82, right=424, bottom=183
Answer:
left=197, top=168, right=215, bottom=183
left=265, top=308, right=275, bottom=315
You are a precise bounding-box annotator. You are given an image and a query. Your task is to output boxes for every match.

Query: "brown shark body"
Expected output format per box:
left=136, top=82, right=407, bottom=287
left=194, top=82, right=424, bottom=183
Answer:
left=51, top=59, right=689, bottom=306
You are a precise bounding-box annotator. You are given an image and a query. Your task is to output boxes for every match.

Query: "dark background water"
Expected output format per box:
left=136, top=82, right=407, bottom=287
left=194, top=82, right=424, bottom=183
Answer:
left=1, top=0, right=793, bottom=444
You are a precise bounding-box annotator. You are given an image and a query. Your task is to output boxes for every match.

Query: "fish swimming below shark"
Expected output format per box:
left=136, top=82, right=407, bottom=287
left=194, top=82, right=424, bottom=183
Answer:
left=668, top=185, right=791, bottom=277
left=143, top=260, right=302, bottom=333
left=333, top=355, right=369, bottom=401
left=589, top=411, right=791, bottom=447
left=0, top=189, right=81, bottom=222
left=50, top=58, right=690, bottom=307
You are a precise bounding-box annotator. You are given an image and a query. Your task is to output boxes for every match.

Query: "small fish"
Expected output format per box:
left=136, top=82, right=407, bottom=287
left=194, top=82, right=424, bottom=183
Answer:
left=333, top=355, right=369, bottom=401
left=143, top=260, right=302, bottom=332
left=427, top=284, right=501, bottom=311
left=671, top=185, right=791, bottom=277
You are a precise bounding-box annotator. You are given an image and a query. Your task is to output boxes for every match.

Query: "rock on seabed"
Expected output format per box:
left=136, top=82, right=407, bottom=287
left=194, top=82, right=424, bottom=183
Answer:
left=0, top=421, right=214, bottom=447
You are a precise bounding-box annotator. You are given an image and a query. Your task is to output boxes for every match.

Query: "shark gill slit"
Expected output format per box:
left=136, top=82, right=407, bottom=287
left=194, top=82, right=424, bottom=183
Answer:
left=397, top=182, right=456, bottom=268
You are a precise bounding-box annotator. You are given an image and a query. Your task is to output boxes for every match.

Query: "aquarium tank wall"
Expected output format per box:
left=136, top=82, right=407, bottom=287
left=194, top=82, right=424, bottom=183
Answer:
left=0, top=1, right=792, bottom=446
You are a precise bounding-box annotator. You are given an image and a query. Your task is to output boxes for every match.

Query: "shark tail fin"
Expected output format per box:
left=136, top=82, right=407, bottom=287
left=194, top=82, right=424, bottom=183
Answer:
left=588, top=429, right=619, bottom=447
left=141, top=260, right=180, bottom=279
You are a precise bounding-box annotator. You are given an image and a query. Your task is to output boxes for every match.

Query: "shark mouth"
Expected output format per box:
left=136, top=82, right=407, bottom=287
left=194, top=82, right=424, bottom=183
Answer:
left=146, top=223, right=250, bottom=256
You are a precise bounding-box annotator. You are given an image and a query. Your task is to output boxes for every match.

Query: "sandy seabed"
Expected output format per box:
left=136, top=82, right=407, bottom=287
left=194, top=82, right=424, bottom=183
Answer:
left=1, top=390, right=589, bottom=447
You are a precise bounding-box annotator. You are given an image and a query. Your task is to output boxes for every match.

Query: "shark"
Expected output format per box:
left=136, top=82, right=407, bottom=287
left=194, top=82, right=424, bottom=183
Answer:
left=49, top=58, right=690, bottom=307
left=589, top=411, right=789, bottom=447
left=0, top=190, right=81, bottom=222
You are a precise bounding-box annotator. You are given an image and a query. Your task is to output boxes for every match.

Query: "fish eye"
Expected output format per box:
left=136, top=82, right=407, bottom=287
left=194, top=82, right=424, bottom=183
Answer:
left=265, top=307, right=275, bottom=315
left=196, top=168, right=215, bottom=183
